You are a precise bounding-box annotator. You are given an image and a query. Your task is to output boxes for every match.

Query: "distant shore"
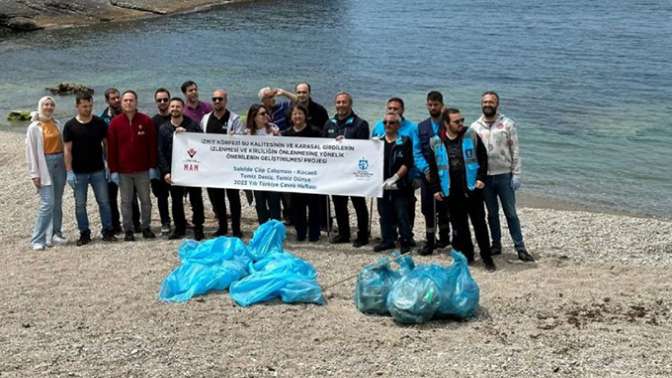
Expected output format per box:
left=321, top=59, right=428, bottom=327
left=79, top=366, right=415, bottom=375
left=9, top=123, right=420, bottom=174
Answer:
left=0, top=0, right=250, bottom=32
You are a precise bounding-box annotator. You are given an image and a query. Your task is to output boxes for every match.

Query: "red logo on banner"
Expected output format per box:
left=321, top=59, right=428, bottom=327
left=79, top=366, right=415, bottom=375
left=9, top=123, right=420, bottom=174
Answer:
left=187, top=148, right=197, bottom=158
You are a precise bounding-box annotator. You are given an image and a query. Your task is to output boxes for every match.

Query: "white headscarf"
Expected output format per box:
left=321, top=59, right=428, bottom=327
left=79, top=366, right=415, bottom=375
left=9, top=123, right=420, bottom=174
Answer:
left=30, top=96, right=56, bottom=122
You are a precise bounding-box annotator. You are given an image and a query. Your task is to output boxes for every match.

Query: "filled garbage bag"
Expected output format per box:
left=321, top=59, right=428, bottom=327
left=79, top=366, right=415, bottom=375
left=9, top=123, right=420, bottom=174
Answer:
left=354, top=256, right=401, bottom=315
left=247, top=220, right=286, bottom=261
left=229, top=251, right=324, bottom=307
left=178, top=237, right=250, bottom=265
left=438, top=251, right=480, bottom=318
left=386, top=269, right=441, bottom=324
left=159, top=259, right=248, bottom=302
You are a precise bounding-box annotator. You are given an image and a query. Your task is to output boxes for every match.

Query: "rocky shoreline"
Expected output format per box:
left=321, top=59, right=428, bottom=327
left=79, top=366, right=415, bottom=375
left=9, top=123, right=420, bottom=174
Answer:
left=0, top=0, right=246, bottom=32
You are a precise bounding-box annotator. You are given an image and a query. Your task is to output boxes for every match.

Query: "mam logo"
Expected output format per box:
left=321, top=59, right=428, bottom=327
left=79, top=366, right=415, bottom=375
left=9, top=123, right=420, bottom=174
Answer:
left=358, top=158, right=369, bottom=171
left=183, top=147, right=200, bottom=172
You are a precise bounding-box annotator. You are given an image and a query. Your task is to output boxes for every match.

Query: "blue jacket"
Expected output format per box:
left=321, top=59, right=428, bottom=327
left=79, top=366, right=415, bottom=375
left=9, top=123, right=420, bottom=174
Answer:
left=428, top=128, right=488, bottom=196
left=413, top=117, right=440, bottom=175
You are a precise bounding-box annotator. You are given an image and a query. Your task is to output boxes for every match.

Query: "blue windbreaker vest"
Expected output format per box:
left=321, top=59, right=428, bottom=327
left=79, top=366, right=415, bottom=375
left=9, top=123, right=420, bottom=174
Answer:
left=431, top=129, right=480, bottom=196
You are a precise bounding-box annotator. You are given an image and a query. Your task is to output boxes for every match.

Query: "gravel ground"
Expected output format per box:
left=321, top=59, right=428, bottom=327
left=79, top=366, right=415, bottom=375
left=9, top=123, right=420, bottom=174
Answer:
left=1, top=130, right=671, bottom=377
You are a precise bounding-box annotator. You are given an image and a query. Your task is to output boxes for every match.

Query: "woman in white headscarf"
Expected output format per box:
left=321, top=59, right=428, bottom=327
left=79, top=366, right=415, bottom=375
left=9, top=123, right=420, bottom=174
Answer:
left=25, top=96, right=67, bottom=250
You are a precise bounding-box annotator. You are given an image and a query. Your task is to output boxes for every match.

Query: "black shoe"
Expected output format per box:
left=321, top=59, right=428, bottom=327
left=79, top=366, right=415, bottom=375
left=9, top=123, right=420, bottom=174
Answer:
left=169, top=230, right=186, bottom=240
left=483, top=258, right=497, bottom=272
left=76, top=233, right=92, bottom=246
left=112, top=225, right=122, bottom=235
left=232, top=231, right=243, bottom=239
left=330, top=234, right=350, bottom=244
left=211, top=228, right=227, bottom=238
left=373, top=242, right=395, bottom=252
left=124, top=231, right=135, bottom=241
left=466, top=255, right=475, bottom=265
left=352, top=238, right=368, bottom=248
left=408, top=239, right=417, bottom=248
left=517, top=248, right=535, bottom=262
left=308, top=236, right=320, bottom=242
left=133, top=223, right=142, bottom=234
left=418, top=234, right=435, bottom=256
left=399, top=244, right=411, bottom=254
left=193, top=228, right=205, bottom=241
left=102, top=232, right=117, bottom=242
left=491, top=242, right=502, bottom=256
left=142, top=228, right=156, bottom=239
left=437, top=230, right=451, bottom=248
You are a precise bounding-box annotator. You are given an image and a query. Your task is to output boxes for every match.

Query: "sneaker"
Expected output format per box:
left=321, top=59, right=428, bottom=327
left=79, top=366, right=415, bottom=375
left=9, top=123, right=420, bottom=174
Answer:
left=52, top=234, right=67, bottom=245
left=483, top=258, right=497, bottom=272
left=142, top=229, right=156, bottom=239
left=352, top=238, right=368, bottom=248
left=161, top=224, right=171, bottom=236
left=330, top=234, right=350, bottom=244
left=102, top=232, right=117, bottom=242
left=32, top=243, right=45, bottom=251
left=124, top=231, right=135, bottom=241
left=193, top=228, right=205, bottom=241
left=76, top=233, right=92, bottom=247
left=169, top=230, right=186, bottom=240
left=491, top=242, right=502, bottom=256
left=373, top=242, right=395, bottom=252
left=517, top=248, right=535, bottom=262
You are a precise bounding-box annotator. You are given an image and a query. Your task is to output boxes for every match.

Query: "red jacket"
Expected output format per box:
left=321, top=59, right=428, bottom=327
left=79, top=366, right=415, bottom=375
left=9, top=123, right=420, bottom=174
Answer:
left=107, top=112, right=157, bottom=173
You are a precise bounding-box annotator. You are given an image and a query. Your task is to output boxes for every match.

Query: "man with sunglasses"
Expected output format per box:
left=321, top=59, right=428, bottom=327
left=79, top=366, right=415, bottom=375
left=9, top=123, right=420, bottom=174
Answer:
left=151, top=88, right=173, bottom=236
left=201, top=89, right=243, bottom=237
left=181, top=80, right=212, bottom=124
left=428, top=108, right=496, bottom=271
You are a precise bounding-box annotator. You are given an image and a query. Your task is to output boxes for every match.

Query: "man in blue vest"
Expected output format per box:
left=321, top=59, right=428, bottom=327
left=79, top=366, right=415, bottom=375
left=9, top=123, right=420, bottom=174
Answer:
left=429, top=108, right=496, bottom=271
left=414, top=91, right=451, bottom=255
left=371, top=97, right=419, bottom=243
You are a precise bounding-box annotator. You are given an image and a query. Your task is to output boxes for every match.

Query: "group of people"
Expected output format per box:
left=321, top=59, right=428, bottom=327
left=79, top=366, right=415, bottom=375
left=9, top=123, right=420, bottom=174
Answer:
left=25, top=80, right=535, bottom=271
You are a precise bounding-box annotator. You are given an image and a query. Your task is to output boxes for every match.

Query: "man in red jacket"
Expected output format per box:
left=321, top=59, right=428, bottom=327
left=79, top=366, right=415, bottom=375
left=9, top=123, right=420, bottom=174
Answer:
left=107, top=90, right=158, bottom=241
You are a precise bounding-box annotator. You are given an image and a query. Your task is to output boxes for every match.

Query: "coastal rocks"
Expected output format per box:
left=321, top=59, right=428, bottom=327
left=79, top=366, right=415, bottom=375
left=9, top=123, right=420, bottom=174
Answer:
left=46, top=83, right=94, bottom=96
left=3, top=16, right=42, bottom=32
left=7, top=111, right=32, bottom=122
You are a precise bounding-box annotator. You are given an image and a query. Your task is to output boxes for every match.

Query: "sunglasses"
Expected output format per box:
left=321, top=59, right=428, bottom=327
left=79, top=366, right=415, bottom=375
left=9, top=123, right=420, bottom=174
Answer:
left=156, top=98, right=169, bottom=103
left=450, top=118, right=465, bottom=124
left=212, top=97, right=225, bottom=102
left=383, top=121, right=400, bottom=125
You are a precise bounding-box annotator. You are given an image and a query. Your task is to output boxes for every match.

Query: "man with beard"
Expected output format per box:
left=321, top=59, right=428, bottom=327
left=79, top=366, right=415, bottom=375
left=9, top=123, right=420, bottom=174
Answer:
left=158, top=98, right=205, bottom=241
left=100, top=87, right=140, bottom=234
left=293, top=82, right=329, bottom=131
left=107, top=90, right=158, bottom=241
left=429, top=108, right=496, bottom=271
left=151, top=88, right=173, bottom=236
left=201, top=89, right=244, bottom=238
left=470, top=91, right=534, bottom=262
left=181, top=80, right=212, bottom=124
left=323, top=91, right=370, bottom=247
left=63, top=92, right=116, bottom=246
left=414, top=91, right=451, bottom=255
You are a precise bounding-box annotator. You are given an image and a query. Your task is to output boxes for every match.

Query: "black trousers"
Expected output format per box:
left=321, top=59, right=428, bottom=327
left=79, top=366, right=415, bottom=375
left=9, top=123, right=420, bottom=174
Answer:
left=291, top=192, right=321, bottom=241
left=170, top=186, right=204, bottom=233
left=108, top=182, right=139, bottom=230
left=332, top=195, right=369, bottom=241
left=420, top=180, right=450, bottom=236
left=447, top=189, right=491, bottom=261
left=207, top=188, right=241, bottom=235
left=254, top=190, right=281, bottom=224
left=151, top=178, right=171, bottom=226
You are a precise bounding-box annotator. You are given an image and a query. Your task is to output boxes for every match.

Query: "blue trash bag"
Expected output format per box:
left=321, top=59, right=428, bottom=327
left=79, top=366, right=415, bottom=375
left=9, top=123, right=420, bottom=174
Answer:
left=159, top=259, right=249, bottom=302
left=178, top=236, right=250, bottom=265
left=439, top=250, right=480, bottom=319
left=386, top=268, right=441, bottom=324
left=247, top=220, right=286, bottom=261
left=229, top=251, right=324, bottom=307
left=354, top=256, right=401, bottom=315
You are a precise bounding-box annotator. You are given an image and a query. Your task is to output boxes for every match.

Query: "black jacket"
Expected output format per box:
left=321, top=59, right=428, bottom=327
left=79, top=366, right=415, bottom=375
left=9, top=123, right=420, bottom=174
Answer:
left=381, top=135, right=414, bottom=192
left=428, top=128, right=488, bottom=196
left=322, top=112, right=369, bottom=140
left=157, top=117, right=202, bottom=176
left=282, top=124, right=322, bottom=138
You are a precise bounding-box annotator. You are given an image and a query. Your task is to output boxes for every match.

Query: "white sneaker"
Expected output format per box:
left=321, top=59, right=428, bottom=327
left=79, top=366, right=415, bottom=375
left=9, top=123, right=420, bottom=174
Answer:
left=52, top=235, right=67, bottom=245
left=32, top=243, right=45, bottom=251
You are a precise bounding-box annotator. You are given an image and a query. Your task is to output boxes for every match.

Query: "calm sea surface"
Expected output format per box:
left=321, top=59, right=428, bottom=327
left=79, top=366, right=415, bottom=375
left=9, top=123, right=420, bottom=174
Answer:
left=1, top=0, right=670, bottom=218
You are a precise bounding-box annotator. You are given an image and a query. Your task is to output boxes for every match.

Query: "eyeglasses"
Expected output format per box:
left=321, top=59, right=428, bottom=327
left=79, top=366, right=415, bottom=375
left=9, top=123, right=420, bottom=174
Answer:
left=156, top=98, right=169, bottom=103
left=450, top=118, right=465, bottom=125
left=383, top=121, right=400, bottom=125
left=212, top=97, right=224, bottom=102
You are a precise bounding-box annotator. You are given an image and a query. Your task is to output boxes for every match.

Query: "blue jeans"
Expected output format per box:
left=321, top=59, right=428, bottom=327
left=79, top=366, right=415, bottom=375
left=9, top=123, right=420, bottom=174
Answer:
left=483, top=173, right=525, bottom=249
left=74, top=170, right=113, bottom=234
left=31, top=153, right=65, bottom=246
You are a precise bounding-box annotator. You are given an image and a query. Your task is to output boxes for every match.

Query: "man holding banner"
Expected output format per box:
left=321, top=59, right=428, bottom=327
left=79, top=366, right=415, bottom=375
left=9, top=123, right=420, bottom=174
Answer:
left=322, top=92, right=371, bottom=247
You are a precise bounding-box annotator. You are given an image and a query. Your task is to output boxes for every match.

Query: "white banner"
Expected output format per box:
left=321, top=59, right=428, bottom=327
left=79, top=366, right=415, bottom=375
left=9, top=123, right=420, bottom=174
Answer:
left=171, top=133, right=384, bottom=197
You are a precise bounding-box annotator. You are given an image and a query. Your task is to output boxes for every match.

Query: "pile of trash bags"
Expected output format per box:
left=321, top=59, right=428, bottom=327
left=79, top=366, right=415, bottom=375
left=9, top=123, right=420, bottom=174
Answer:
left=354, top=250, right=479, bottom=324
left=159, top=220, right=324, bottom=306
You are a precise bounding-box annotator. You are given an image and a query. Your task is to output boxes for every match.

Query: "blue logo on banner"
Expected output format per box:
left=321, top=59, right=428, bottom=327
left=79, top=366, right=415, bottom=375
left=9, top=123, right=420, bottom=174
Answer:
left=358, top=158, right=369, bottom=171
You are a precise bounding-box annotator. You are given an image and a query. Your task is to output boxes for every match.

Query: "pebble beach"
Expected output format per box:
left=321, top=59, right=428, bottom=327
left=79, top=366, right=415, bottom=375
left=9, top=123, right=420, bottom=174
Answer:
left=1, top=129, right=671, bottom=377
